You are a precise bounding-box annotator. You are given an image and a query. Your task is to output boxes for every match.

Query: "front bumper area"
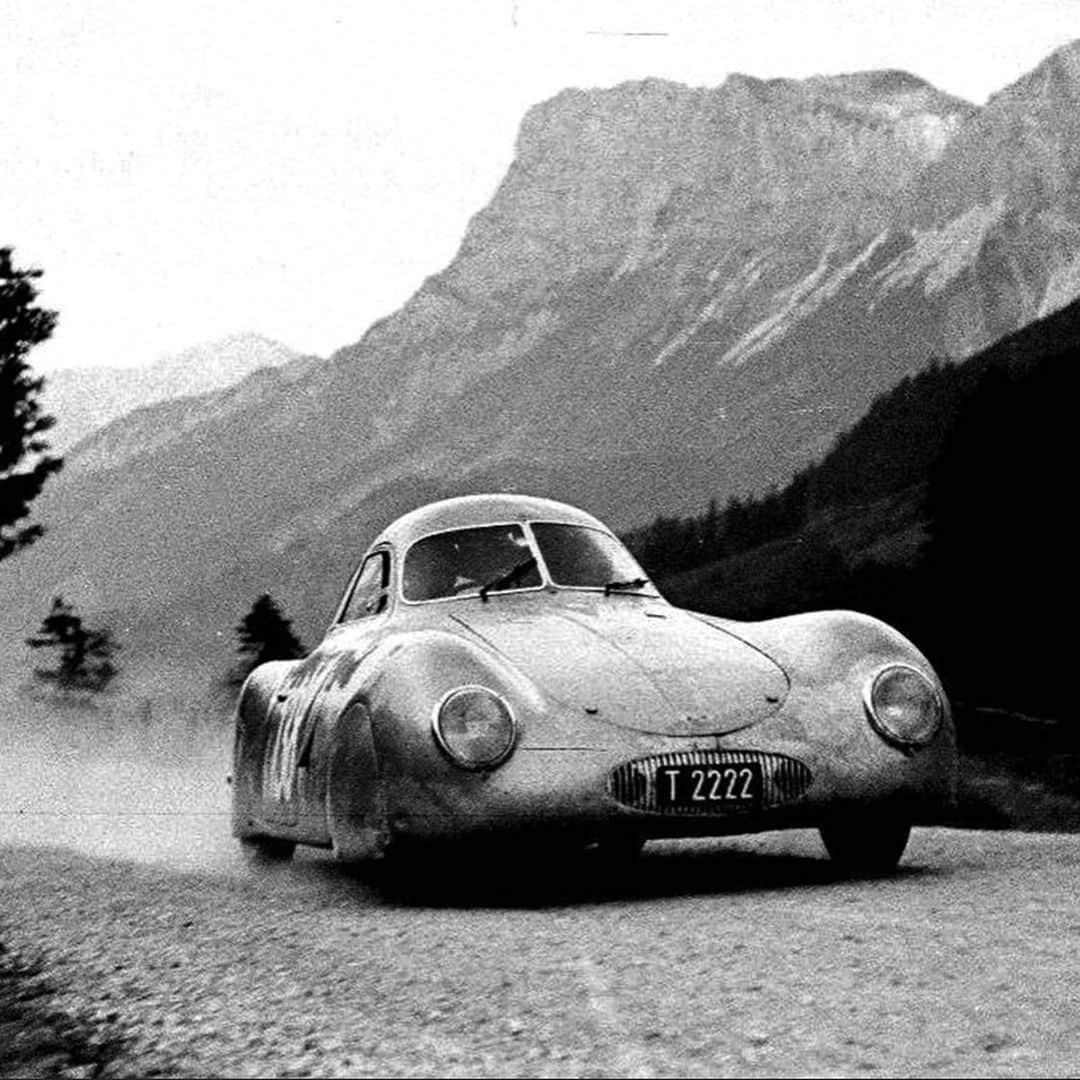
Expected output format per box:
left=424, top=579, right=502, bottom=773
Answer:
left=383, top=715, right=955, bottom=841
left=384, top=740, right=827, bottom=840
left=607, top=749, right=813, bottom=815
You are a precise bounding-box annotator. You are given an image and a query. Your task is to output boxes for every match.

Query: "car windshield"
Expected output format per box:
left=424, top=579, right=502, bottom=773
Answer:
left=403, top=524, right=542, bottom=602
left=531, top=522, right=655, bottom=592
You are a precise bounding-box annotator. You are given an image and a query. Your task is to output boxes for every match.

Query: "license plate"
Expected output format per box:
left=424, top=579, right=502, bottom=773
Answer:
left=655, top=762, right=763, bottom=810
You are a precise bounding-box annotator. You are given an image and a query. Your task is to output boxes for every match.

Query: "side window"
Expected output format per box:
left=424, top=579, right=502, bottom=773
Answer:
left=340, top=551, right=390, bottom=623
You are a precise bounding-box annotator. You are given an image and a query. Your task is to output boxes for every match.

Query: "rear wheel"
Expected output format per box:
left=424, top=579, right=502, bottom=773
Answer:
left=239, top=835, right=296, bottom=864
left=820, top=815, right=911, bottom=876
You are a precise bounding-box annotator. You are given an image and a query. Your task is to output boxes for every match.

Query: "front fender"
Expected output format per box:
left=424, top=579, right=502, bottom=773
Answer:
left=318, top=629, right=548, bottom=853
left=363, top=629, right=547, bottom=773
left=711, top=610, right=956, bottom=815
left=697, top=609, right=942, bottom=696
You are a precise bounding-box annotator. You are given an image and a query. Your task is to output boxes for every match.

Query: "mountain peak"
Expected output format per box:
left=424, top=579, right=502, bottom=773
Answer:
left=983, top=37, right=1080, bottom=110
left=41, top=332, right=303, bottom=452
left=456, top=64, right=972, bottom=304
left=910, top=38, right=1080, bottom=223
left=152, top=332, right=300, bottom=376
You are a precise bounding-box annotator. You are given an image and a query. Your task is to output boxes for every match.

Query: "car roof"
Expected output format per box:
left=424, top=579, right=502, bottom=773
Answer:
left=370, top=494, right=611, bottom=551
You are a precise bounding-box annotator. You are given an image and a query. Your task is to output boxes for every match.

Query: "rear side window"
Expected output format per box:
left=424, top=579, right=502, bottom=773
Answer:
left=340, top=551, right=390, bottom=621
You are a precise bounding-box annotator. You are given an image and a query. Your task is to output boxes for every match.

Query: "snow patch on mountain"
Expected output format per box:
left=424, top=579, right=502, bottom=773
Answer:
left=651, top=256, right=770, bottom=367
left=1038, top=249, right=1080, bottom=319
left=716, top=233, right=890, bottom=368
left=897, top=111, right=963, bottom=160
left=875, top=198, right=1008, bottom=298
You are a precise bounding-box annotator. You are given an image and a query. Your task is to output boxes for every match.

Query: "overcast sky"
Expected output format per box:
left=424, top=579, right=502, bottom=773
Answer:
left=4, top=0, right=1078, bottom=372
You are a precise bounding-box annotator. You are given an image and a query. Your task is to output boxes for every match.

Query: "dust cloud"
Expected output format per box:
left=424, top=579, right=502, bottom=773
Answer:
left=0, top=682, right=244, bottom=874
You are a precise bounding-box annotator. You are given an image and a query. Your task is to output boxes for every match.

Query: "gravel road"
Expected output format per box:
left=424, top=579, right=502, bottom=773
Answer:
left=2, top=827, right=1079, bottom=1078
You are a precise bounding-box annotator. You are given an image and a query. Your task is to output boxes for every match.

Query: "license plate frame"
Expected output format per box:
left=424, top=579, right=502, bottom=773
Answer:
left=655, top=761, right=764, bottom=811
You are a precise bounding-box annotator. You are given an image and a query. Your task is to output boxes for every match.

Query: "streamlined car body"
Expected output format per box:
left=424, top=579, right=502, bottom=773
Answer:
left=231, top=494, right=955, bottom=872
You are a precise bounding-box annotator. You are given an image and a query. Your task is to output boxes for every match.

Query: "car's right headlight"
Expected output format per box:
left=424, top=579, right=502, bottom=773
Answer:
left=864, top=664, right=943, bottom=748
left=433, top=686, right=517, bottom=769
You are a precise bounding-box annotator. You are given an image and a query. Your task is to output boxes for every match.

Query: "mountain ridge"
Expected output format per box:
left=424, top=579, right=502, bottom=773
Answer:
left=7, top=44, right=1080, bottom=660
left=40, top=332, right=304, bottom=452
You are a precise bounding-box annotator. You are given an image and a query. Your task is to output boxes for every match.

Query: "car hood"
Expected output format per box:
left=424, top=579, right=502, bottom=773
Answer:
left=448, top=601, right=789, bottom=735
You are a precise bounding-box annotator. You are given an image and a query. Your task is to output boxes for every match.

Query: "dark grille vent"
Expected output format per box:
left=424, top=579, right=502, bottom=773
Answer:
left=607, top=750, right=813, bottom=815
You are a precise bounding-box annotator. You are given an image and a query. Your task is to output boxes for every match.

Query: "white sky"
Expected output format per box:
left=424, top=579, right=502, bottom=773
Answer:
left=3, top=0, right=1078, bottom=372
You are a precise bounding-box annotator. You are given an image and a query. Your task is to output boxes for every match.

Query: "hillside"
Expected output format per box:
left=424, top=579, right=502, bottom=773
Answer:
left=641, top=293, right=1079, bottom=722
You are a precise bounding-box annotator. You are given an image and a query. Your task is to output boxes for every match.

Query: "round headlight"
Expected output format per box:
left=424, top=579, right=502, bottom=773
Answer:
left=864, top=664, right=943, bottom=747
left=433, top=686, right=517, bottom=769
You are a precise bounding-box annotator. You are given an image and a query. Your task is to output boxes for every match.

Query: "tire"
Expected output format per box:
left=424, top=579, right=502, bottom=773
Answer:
left=239, top=835, right=296, bottom=864
left=593, top=834, right=646, bottom=862
left=819, top=815, right=911, bottom=876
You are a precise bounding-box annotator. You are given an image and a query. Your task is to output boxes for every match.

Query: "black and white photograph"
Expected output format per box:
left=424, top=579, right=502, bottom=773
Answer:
left=2, top=1, right=1078, bottom=1076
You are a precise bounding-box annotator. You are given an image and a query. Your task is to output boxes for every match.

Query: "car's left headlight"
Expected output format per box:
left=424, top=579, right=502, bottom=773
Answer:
left=433, top=686, right=517, bottom=769
left=864, top=664, right=943, bottom=748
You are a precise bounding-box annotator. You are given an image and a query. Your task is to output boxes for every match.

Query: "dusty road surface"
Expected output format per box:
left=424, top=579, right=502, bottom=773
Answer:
left=1, top=707, right=1078, bottom=1077
left=2, top=825, right=1079, bottom=1079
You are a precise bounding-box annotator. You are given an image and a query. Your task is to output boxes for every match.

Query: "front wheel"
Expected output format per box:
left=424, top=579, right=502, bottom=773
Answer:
left=239, top=835, right=296, bottom=864
left=819, top=815, right=911, bottom=876
left=593, top=834, right=646, bottom=862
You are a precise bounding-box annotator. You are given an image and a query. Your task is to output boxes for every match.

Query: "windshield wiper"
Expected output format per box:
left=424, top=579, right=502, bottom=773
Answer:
left=603, top=577, right=650, bottom=596
left=479, top=556, right=537, bottom=602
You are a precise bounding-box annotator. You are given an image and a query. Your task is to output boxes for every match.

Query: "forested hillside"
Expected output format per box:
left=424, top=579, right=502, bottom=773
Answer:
left=625, top=294, right=1078, bottom=725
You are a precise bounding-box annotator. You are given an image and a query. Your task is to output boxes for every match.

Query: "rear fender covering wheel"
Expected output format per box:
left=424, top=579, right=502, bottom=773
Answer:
left=327, top=701, right=390, bottom=861
left=819, top=814, right=912, bottom=876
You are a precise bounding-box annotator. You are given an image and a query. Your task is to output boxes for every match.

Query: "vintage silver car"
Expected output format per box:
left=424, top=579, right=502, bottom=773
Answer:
left=231, top=494, right=955, bottom=873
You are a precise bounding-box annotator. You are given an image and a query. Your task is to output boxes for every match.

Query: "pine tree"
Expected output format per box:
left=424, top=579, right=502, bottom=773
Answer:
left=1, top=248, right=63, bottom=561
left=26, top=595, right=119, bottom=690
left=233, top=593, right=305, bottom=683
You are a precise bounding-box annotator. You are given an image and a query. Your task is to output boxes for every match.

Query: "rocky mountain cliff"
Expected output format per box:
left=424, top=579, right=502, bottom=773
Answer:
left=40, top=333, right=302, bottom=451
left=7, top=41, right=1080, bottom=657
